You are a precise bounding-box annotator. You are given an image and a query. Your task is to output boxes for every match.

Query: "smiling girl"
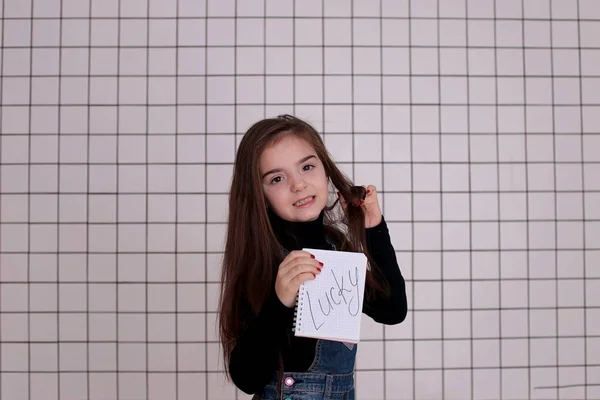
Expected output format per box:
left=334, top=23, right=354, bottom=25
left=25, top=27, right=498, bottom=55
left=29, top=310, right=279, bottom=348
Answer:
left=218, top=115, right=407, bottom=399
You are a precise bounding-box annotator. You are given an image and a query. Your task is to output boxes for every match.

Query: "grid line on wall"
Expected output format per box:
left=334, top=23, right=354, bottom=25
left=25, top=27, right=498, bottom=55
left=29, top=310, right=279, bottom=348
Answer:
left=549, top=1, right=561, bottom=398
left=174, top=0, right=180, bottom=399
left=436, top=1, right=445, bottom=398
left=2, top=15, right=600, bottom=21
left=576, top=1, right=590, bottom=398
left=493, top=2, right=503, bottom=398
left=407, top=1, right=416, bottom=398
left=378, top=0, right=388, bottom=396
left=1, top=0, right=6, bottom=395
left=521, top=2, right=533, bottom=396
left=292, top=0, right=296, bottom=118
left=463, top=1, right=474, bottom=398
left=27, top=0, right=35, bottom=398
left=203, top=0, right=209, bottom=398
left=112, top=0, right=119, bottom=396
left=144, top=0, right=150, bottom=396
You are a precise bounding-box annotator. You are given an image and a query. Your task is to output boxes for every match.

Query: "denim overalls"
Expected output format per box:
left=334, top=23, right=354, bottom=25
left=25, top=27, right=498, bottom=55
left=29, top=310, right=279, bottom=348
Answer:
left=253, top=240, right=358, bottom=400
left=252, top=339, right=357, bottom=400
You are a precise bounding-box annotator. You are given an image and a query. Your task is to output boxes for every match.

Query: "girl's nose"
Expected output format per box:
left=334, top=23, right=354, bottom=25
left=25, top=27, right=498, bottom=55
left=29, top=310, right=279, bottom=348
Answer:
left=290, top=176, right=307, bottom=192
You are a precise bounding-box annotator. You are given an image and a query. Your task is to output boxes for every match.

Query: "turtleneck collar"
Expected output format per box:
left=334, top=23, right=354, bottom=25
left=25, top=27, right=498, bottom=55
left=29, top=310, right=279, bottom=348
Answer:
left=267, top=208, right=331, bottom=252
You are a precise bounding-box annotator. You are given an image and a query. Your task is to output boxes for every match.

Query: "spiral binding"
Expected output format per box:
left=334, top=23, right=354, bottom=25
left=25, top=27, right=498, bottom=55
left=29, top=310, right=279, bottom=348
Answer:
left=292, top=286, right=305, bottom=333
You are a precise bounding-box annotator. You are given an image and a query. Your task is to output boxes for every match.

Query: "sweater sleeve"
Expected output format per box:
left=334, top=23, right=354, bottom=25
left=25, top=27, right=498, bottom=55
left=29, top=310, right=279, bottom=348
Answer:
left=228, top=291, right=294, bottom=394
left=362, top=215, right=408, bottom=325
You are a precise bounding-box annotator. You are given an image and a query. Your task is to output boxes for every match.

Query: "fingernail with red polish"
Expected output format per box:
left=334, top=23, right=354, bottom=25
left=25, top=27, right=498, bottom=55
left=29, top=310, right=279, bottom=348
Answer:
left=319, top=262, right=324, bottom=266
left=310, top=254, right=315, bottom=259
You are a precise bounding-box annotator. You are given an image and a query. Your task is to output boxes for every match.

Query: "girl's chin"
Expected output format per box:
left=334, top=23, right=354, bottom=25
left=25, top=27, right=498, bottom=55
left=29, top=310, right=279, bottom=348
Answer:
left=287, top=206, right=324, bottom=222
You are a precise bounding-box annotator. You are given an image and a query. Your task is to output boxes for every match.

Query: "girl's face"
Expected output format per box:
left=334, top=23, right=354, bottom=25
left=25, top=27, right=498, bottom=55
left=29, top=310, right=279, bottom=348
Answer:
left=259, top=134, right=329, bottom=222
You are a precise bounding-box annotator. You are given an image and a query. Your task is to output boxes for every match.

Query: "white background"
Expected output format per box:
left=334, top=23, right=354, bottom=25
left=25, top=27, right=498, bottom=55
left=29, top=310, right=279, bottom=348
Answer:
left=0, top=0, right=599, bottom=399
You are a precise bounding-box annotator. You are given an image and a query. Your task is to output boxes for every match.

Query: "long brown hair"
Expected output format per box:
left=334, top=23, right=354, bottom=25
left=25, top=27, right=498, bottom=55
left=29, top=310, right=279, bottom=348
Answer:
left=219, top=114, right=389, bottom=375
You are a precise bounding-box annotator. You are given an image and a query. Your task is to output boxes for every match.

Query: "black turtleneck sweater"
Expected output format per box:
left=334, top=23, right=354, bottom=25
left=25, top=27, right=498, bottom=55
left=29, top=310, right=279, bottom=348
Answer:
left=229, top=210, right=407, bottom=395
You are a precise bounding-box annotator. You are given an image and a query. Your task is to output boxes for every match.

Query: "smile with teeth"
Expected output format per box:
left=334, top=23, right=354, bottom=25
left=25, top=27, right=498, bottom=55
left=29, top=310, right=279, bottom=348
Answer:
left=294, top=196, right=315, bottom=206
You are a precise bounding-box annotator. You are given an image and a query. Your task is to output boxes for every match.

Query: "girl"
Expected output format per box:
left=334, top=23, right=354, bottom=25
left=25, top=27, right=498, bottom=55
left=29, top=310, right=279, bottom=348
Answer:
left=219, top=115, right=407, bottom=399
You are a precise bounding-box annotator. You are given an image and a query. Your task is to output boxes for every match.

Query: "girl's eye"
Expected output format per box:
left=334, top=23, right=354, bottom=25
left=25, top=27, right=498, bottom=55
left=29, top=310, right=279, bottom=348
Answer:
left=270, top=176, right=283, bottom=184
left=303, top=164, right=315, bottom=171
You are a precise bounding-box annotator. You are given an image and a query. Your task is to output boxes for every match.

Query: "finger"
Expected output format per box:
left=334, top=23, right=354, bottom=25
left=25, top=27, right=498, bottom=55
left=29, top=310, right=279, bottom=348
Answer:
left=280, top=250, right=315, bottom=270
left=337, top=192, right=348, bottom=208
left=282, top=260, right=323, bottom=281
left=364, top=185, right=378, bottom=204
left=289, top=271, right=318, bottom=288
left=281, top=258, right=322, bottom=279
left=280, top=261, right=317, bottom=281
left=279, top=253, right=321, bottom=274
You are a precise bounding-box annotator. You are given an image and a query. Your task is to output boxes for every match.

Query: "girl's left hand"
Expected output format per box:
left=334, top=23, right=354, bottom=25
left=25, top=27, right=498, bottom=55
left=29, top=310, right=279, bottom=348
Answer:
left=338, top=184, right=382, bottom=228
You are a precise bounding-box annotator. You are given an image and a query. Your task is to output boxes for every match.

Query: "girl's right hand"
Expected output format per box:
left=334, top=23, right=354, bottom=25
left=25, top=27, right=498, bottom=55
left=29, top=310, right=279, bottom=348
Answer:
left=275, top=250, right=323, bottom=308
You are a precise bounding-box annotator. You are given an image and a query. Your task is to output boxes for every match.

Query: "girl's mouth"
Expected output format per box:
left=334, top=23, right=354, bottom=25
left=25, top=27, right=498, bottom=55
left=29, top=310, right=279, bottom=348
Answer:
left=293, top=196, right=315, bottom=207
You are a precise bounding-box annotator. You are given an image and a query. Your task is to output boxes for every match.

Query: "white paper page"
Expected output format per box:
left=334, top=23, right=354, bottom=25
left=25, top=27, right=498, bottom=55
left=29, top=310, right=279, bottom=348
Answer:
left=295, top=248, right=368, bottom=343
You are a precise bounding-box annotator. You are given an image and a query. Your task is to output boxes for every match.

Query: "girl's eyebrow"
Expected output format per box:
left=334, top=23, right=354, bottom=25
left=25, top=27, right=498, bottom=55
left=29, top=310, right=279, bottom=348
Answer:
left=261, top=155, right=317, bottom=179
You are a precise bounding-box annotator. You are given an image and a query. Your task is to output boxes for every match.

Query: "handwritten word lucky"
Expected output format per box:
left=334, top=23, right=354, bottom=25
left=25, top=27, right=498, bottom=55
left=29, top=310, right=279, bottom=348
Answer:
left=306, top=266, right=361, bottom=331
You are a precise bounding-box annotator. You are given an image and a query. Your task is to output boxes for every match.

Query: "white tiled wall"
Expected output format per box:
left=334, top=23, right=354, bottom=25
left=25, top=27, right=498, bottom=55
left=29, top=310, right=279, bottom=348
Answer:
left=0, top=0, right=599, bottom=399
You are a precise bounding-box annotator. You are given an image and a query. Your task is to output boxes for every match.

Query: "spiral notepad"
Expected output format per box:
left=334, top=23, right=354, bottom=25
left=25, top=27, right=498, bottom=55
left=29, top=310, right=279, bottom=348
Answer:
left=292, top=249, right=368, bottom=344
